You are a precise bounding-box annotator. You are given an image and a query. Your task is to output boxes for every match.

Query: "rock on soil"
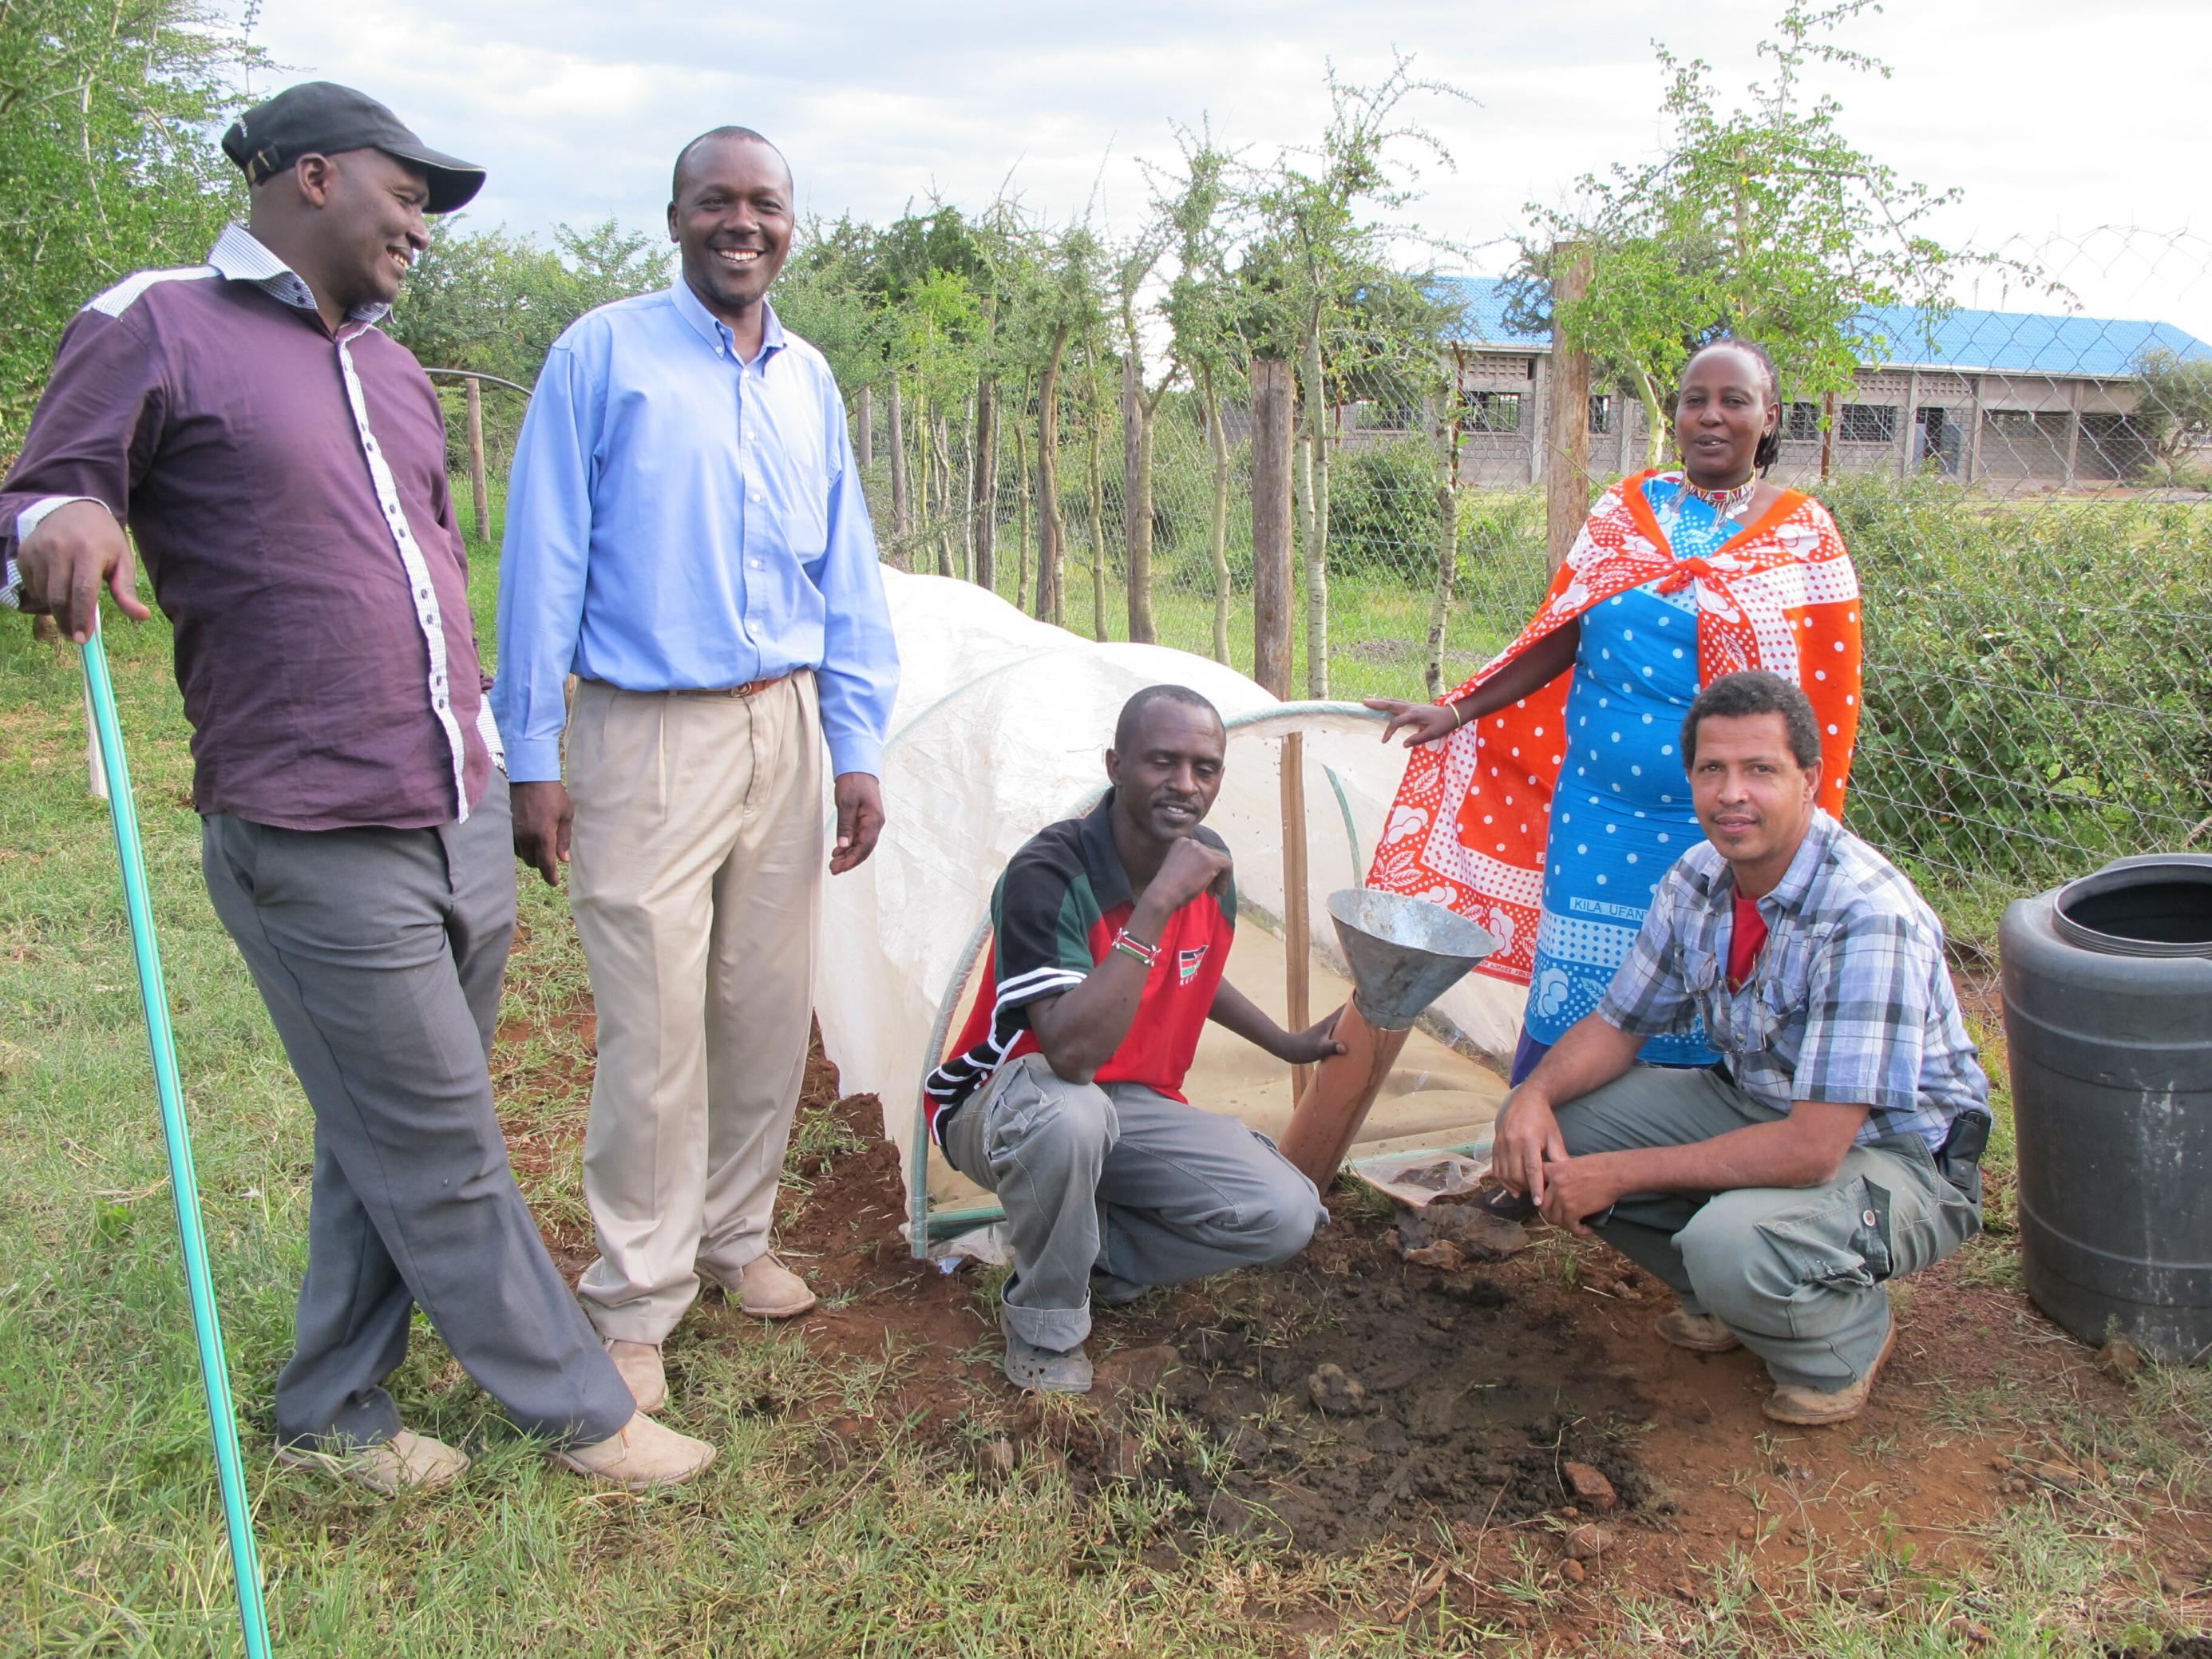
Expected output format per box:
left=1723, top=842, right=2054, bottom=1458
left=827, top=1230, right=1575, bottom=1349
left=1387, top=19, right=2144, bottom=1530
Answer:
left=1307, top=1363, right=1371, bottom=1415
left=1565, top=1523, right=1610, bottom=1561
left=1563, top=1461, right=1619, bottom=1511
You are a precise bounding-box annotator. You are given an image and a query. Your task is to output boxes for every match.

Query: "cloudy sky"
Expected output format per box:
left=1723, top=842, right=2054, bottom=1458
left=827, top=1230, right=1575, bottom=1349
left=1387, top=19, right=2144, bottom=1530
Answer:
left=250, top=0, right=2212, bottom=338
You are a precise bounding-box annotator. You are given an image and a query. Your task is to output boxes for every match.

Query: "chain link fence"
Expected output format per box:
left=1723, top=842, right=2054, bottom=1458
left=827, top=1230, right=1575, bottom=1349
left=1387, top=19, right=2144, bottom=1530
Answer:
left=855, top=231, right=2212, bottom=951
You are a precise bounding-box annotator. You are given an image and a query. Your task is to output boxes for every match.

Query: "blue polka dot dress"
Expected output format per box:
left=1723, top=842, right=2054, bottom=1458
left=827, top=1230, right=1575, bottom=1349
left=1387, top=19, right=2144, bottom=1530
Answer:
left=1521, top=476, right=1752, bottom=1064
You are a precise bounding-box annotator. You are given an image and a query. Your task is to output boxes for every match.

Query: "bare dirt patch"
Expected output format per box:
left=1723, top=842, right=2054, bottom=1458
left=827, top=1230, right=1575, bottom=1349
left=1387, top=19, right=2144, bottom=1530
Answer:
left=497, top=1024, right=2212, bottom=1645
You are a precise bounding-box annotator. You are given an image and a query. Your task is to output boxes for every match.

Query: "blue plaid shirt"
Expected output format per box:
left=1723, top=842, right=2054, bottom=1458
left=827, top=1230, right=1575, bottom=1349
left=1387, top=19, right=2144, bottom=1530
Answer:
left=1597, top=811, right=1989, bottom=1149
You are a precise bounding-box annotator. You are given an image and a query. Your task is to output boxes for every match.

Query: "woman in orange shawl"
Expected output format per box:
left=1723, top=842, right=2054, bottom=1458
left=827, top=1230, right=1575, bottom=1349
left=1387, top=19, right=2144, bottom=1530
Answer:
left=1365, top=339, right=1862, bottom=1082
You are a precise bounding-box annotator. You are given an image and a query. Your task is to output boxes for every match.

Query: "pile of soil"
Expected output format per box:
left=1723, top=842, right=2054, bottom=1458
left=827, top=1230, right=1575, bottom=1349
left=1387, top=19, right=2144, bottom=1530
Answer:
left=1142, top=1233, right=1651, bottom=1554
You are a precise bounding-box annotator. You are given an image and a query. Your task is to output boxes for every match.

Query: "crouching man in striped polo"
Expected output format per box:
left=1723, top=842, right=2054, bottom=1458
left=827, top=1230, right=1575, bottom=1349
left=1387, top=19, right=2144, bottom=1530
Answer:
left=1493, top=671, right=1992, bottom=1426
left=924, top=686, right=1343, bottom=1393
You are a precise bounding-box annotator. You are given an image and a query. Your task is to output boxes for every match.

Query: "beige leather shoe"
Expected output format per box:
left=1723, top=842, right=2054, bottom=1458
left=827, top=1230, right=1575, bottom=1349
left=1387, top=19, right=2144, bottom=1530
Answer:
left=731, top=1253, right=817, bottom=1320
left=277, top=1427, right=470, bottom=1495
left=552, top=1411, right=716, bottom=1489
left=1763, top=1320, right=1897, bottom=1427
left=1655, top=1305, right=1743, bottom=1353
left=605, top=1338, right=667, bottom=1414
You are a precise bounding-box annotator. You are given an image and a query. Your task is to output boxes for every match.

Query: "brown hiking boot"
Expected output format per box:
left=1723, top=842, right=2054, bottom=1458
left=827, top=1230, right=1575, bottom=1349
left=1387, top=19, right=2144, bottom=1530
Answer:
left=553, top=1412, right=715, bottom=1489
left=729, top=1253, right=817, bottom=1320
left=278, top=1428, right=469, bottom=1495
left=1655, top=1305, right=1743, bottom=1353
left=1763, top=1320, right=1898, bottom=1427
left=604, top=1339, right=667, bottom=1414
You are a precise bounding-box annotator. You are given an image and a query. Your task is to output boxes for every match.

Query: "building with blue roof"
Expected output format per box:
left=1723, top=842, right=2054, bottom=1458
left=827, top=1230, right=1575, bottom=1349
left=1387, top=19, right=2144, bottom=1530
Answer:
left=1400, top=276, right=2210, bottom=489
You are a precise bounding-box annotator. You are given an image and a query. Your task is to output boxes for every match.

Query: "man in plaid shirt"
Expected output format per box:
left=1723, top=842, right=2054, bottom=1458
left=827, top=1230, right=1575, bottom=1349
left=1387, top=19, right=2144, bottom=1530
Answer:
left=1491, top=671, right=1991, bottom=1426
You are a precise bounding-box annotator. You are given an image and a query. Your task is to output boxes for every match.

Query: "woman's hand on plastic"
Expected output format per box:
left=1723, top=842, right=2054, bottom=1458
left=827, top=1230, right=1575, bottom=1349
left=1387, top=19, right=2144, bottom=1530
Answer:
left=1363, top=697, right=1460, bottom=748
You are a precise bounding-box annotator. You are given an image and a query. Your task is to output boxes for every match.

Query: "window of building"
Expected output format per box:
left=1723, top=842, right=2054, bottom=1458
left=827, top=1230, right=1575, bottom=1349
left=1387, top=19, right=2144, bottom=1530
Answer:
left=1466, top=390, right=1523, bottom=433
left=1838, top=402, right=1897, bottom=445
left=1988, top=408, right=2042, bottom=436
left=1588, top=394, right=1614, bottom=435
left=1355, top=400, right=1415, bottom=432
left=1787, top=402, right=1822, bottom=441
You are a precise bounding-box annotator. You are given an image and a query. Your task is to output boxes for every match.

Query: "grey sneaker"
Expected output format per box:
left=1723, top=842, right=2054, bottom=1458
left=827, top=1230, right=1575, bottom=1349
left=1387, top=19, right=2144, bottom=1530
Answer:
left=1003, top=1332, right=1094, bottom=1393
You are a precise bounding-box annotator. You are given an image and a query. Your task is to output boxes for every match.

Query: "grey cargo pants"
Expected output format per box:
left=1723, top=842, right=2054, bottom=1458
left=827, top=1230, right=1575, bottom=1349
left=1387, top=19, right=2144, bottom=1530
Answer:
left=940, top=1052, right=1328, bottom=1351
left=1556, top=1066, right=1981, bottom=1392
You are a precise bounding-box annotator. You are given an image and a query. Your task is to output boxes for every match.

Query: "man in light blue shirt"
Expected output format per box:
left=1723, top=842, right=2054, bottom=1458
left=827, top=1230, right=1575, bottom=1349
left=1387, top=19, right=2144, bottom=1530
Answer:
left=494, top=126, right=897, bottom=1416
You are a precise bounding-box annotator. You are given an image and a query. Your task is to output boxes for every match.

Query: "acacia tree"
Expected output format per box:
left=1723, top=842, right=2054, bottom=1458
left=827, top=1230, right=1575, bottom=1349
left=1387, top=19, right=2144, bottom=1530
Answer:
left=1020, top=224, right=1104, bottom=625
left=2131, top=346, right=2212, bottom=481
left=1156, top=126, right=1247, bottom=665
left=0, top=0, right=256, bottom=458
left=1328, top=271, right=1468, bottom=697
left=1520, top=0, right=1996, bottom=463
left=1244, top=57, right=1467, bottom=696
left=1108, top=224, right=1175, bottom=645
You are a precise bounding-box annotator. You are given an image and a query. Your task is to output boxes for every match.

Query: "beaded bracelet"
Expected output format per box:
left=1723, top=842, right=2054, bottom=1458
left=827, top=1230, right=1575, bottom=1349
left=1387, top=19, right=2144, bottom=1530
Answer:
left=1112, top=928, right=1160, bottom=968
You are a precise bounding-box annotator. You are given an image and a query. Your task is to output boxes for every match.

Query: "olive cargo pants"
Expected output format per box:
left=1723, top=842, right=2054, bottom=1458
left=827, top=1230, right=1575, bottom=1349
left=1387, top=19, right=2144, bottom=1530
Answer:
left=1556, top=1067, right=1981, bottom=1392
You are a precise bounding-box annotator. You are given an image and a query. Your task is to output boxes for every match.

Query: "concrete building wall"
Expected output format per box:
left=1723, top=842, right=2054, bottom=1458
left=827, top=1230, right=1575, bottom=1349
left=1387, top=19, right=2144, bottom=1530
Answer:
left=1420, top=350, right=2163, bottom=492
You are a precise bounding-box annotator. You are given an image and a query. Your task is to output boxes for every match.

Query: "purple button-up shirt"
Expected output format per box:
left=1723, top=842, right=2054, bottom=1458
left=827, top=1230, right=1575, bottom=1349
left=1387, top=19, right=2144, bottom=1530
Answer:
left=0, top=226, right=497, bottom=831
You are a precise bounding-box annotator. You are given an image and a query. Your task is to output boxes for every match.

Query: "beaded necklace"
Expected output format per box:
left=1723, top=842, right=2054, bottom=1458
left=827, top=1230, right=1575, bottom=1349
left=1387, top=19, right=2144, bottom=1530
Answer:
left=1680, top=474, right=1759, bottom=520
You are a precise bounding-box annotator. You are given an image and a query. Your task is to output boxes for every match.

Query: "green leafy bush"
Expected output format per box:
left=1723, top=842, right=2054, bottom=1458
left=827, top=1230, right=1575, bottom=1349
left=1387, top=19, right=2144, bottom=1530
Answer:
left=1329, top=439, right=1445, bottom=578
left=1824, top=473, right=2212, bottom=897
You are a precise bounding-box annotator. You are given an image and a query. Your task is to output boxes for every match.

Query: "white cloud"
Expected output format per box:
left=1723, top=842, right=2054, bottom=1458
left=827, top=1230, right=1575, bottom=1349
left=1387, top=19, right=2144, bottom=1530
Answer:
left=251, top=0, right=2212, bottom=336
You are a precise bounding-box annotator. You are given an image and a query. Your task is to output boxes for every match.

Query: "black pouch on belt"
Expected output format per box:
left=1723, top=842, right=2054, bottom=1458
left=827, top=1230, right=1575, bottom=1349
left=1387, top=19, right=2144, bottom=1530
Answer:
left=1933, top=1110, right=1992, bottom=1202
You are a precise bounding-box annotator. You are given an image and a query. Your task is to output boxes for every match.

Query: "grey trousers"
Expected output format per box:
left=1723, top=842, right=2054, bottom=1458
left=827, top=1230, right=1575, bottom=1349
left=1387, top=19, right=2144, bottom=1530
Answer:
left=201, top=794, right=634, bottom=1450
left=940, top=1052, right=1328, bottom=1351
left=1556, top=1067, right=1982, bottom=1392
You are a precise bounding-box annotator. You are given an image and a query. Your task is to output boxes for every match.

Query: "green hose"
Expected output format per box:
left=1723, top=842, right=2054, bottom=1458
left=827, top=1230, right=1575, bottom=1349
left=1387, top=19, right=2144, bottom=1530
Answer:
left=80, top=628, right=272, bottom=1658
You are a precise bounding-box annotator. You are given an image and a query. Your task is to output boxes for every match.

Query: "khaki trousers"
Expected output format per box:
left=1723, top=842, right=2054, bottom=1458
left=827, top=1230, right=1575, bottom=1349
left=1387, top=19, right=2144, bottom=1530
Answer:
left=567, top=672, right=823, bottom=1343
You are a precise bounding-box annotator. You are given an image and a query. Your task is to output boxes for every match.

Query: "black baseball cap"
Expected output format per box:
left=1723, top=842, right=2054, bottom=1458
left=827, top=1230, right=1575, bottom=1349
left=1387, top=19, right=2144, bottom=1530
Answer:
left=221, top=81, right=485, bottom=214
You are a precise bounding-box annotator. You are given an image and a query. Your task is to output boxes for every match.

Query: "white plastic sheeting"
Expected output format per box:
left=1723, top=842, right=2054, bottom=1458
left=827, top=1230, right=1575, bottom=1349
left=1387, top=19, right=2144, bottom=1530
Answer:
left=814, top=570, right=1521, bottom=1249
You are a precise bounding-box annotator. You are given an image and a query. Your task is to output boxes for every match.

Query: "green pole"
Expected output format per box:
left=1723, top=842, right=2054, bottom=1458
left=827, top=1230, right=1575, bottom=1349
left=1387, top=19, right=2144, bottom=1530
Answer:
left=80, top=627, right=273, bottom=1659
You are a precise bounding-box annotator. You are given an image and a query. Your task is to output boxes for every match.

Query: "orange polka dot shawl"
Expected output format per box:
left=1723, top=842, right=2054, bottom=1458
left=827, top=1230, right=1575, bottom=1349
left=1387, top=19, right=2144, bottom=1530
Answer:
left=1364, top=470, right=1863, bottom=988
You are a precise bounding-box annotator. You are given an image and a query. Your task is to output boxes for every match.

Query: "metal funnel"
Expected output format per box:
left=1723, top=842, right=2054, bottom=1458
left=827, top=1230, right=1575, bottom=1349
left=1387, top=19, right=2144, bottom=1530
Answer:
left=1326, top=888, right=1498, bottom=1030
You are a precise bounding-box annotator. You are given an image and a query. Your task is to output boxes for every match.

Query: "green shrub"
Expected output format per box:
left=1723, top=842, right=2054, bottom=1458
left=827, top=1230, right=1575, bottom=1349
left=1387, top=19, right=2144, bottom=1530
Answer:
left=1329, top=438, right=1446, bottom=579
left=1824, top=473, right=2212, bottom=898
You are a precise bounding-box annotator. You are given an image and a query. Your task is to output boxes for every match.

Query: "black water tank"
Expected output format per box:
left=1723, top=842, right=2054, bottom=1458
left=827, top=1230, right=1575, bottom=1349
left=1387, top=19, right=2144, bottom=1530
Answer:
left=2001, top=854, right=2212, bottom=1362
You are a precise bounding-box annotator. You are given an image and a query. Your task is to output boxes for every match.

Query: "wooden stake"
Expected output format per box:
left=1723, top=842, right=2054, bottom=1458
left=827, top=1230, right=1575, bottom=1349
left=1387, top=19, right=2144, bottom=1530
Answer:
left=464, top=375, right=489, bottom=545
left=1544, top=241, right=1593, bottom=572
left=1250, top=359, right=1295, bottom=697
left=1281, top=732, right=1312, bottom=1106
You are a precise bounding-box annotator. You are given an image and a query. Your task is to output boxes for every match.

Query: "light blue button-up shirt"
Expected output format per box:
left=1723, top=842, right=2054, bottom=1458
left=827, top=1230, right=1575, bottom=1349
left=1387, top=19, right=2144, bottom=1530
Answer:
left=493, top=280, right=896, bottom=782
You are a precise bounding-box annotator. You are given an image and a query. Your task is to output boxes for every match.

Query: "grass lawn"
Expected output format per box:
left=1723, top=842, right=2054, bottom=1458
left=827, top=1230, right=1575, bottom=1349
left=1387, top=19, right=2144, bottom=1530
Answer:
left=1, top=505, right=2206, bottom=1657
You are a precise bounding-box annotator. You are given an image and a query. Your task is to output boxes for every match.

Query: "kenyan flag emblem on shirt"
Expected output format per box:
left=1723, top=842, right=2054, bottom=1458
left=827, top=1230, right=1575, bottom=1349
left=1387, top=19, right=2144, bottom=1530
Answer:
left=1177, top=944, right=1208, bottom=985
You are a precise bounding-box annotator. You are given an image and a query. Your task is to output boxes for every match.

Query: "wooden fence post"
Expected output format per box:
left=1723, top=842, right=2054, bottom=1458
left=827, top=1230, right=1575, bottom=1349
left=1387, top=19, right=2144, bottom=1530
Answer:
left=888, top=378, right=912, bottom=546
left=856, top=384, right=873, bottom=471
left=1250, top=359, right=1308, bottom=1103
left=1251, top=360, right=1296, bottom=698
left=464, top=375, right=490, bottom=545
left=1545, top=241, right=1592, bottom=571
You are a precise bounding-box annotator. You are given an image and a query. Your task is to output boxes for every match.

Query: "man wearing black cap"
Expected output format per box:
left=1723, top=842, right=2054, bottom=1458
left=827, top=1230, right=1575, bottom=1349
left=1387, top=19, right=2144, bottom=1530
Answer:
left=0, top=82, right=712, bottom=1492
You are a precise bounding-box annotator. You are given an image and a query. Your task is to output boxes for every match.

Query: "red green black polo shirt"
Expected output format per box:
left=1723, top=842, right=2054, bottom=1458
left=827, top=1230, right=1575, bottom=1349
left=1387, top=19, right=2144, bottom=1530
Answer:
left=924, top=791, right=1237, bottom=1143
